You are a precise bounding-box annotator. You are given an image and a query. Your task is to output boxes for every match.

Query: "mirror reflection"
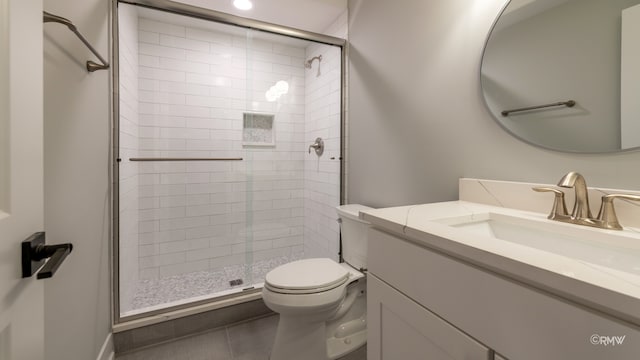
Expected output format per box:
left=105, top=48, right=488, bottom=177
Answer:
left=481, top=0, right=640, bottom=153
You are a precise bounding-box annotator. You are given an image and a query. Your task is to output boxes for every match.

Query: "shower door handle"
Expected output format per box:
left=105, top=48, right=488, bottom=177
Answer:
left=309, top=137, right=324, bottom=156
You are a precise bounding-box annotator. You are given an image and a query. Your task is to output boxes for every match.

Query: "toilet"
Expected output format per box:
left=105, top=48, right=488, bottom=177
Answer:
left=262, top=204, right=372, bottom=360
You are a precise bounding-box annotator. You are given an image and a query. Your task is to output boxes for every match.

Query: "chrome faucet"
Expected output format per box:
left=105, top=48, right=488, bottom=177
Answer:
left=533, top=171, right=640, bottom=230
left=557, top=171, right=593, bottom=220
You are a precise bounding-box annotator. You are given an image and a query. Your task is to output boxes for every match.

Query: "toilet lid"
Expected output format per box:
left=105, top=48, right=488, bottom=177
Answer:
left=265, top=258, right=349, bottom=292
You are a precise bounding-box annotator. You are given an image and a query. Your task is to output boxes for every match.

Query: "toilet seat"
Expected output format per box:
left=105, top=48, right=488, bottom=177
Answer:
left=265, top=258, right=349, bottom=295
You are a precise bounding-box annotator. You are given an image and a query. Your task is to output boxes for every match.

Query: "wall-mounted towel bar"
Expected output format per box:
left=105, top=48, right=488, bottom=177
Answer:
left=43, top=11, right=109, bottom=72
left=501, top=100, right=576, bottom=117
left=128, top=157, right=243, bottom=162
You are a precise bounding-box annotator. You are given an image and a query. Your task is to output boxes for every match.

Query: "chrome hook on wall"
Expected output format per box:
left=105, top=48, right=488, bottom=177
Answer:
left=308, top=137, right=324, bottom=156
left=43, top=11, right=110, bottom=72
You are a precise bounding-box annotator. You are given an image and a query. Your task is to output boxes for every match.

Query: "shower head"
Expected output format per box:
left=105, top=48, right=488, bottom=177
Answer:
left=305, top=55, right=322, bottom=68
left=304, top=55, right=323, bottom=76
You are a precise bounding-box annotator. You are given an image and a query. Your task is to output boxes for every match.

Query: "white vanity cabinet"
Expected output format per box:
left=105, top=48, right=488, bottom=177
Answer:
left=368, top=274, right=491, bottom=360
left=367, top=228, right=640, bottom=360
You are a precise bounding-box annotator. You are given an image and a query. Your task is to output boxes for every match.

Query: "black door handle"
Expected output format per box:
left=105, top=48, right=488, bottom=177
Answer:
left=21, top=232, right=73, bottom=279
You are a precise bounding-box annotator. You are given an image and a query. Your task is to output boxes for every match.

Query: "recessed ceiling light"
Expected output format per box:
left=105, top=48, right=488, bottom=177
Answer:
left=233, top=0, right=253, bottom=10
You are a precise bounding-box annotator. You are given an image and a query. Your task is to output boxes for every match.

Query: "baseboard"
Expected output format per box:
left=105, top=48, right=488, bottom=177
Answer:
left=97, top=333, right=114, bottom=360
left=113, top=298, right=272, bottom=354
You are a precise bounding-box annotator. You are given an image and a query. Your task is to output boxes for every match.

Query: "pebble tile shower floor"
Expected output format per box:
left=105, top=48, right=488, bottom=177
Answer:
left=132, top=255, right=299, bottom=310
left=115, top=314, right=367, bottom=360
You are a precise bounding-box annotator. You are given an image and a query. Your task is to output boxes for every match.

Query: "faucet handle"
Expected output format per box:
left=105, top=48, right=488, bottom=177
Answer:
left=533, top=187, right=568, bottom=220
left=596, top=194, right=640, bottom=230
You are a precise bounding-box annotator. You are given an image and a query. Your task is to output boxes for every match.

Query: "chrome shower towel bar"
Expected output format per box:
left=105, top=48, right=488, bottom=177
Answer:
left=43, top=11, right=109, bottom=72
left=128, top=157, right=244, bottom=161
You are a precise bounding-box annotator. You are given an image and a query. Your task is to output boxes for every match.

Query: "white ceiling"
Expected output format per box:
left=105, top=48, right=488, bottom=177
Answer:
left=176, top=0, right=348, bottom=33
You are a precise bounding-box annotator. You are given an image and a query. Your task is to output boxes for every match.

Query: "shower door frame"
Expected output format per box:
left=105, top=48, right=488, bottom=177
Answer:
left=111, top=0, right=348, bottom=327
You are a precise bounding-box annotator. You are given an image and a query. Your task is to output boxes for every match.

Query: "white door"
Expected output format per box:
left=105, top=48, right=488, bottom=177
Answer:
left=0, top=0, right=45, bottom=359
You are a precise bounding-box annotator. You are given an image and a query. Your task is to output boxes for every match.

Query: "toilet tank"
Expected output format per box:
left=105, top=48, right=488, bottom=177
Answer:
left=336, top=204, right=373, bottom=270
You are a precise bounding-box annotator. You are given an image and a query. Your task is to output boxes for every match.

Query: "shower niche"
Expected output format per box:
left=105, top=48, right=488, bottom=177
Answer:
left=115, top=2, right=345, bottom=321
left=243, top=112, right=275, bottom=147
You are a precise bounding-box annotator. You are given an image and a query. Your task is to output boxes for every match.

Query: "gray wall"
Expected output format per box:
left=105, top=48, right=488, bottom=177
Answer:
left=347, top=0, right=640, bottom=208
left=43, top=0, right=111, bottom=359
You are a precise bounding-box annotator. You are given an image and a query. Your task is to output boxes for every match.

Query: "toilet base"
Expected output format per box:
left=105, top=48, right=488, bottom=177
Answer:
left=265, top=265, right=368, bottom=360
left=327, top=317, right=367, bottom=359
left=269, top=316, right=367, bottom=360
left=326, top=279, right=367, bottom=359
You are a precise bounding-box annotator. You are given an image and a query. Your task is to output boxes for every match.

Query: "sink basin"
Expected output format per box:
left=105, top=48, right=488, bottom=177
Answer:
left=434, top=212, right=640, bottom=276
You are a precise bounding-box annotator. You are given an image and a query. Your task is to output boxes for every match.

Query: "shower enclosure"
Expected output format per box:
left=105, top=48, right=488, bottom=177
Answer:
left=114, top=1, right=345, bottom=322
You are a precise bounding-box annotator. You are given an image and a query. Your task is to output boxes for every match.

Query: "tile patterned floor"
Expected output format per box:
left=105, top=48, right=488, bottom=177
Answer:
left=131, top=255, right=300, bottom=311
left=115, top=314, right=367, bottom=360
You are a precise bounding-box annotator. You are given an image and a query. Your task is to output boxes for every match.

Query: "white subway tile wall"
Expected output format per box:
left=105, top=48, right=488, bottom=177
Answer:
left=119, top=8, right=345, bottom=312
left=134, top=17, right=311, bottom=282
left=303, top=11, right=347, bottom=260
left=118, top=4, right=140, bottom=314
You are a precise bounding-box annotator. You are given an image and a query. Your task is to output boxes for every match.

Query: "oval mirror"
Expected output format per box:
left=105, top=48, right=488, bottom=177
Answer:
left=481, top=0, right=640, bottom=153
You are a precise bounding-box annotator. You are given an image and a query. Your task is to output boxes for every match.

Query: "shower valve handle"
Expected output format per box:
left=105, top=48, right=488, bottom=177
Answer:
left=309, top=138, right=324, bottom=156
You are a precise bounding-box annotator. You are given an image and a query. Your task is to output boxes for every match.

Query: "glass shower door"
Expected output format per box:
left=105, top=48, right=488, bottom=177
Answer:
left=118, top=6, right=264, bottom=317
left=119, top=4, right=304, bottom=316
left=116, top=2, right=343, bottom=320
left=239, top=29, right=309, bottom=286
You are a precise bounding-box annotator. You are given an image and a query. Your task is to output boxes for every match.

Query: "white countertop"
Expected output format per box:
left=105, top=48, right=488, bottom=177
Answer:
left=360, top=201, right=640, bottom=326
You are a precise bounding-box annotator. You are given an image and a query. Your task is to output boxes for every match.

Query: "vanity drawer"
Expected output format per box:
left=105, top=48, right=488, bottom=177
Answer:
left=368, top=228, right=640, bottom=360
